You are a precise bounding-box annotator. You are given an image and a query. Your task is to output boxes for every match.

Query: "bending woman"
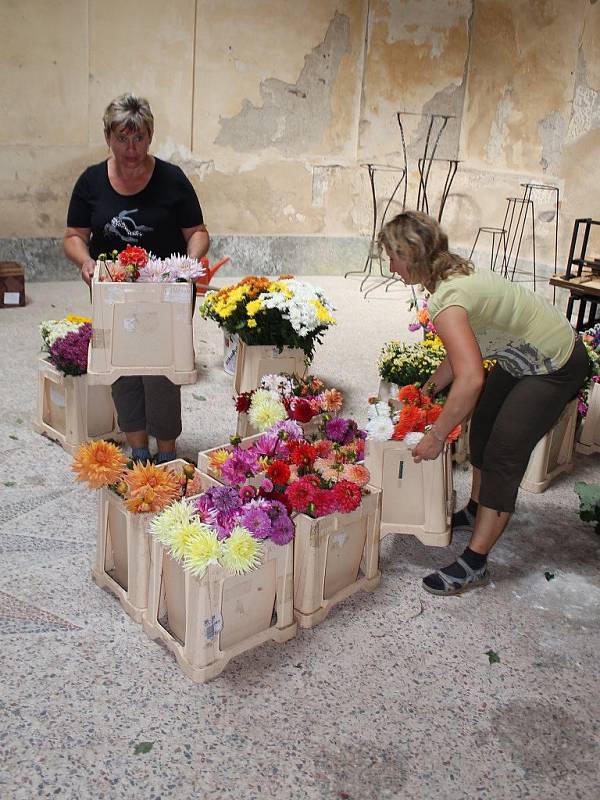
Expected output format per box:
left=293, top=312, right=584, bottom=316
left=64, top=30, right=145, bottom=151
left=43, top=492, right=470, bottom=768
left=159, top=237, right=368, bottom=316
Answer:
left=378, top=211, right=588, bottom=597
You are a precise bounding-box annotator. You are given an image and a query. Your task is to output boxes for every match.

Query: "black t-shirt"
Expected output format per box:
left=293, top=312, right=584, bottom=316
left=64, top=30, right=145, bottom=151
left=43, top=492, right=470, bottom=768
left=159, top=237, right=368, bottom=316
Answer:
left=67, top=158, right=204, bottom=259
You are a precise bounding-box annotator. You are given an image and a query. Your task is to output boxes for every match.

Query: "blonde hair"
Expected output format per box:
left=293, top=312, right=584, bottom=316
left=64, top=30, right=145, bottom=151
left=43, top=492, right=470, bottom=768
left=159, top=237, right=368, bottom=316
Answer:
left=103, top=93, right=154, bottom=140
left=378, top=211, right=472, bottom=291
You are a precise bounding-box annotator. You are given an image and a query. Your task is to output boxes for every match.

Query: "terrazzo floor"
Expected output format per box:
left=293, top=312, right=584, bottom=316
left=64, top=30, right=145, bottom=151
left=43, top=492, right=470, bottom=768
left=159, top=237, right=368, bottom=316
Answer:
left=1, top=276, right=599, bottom=800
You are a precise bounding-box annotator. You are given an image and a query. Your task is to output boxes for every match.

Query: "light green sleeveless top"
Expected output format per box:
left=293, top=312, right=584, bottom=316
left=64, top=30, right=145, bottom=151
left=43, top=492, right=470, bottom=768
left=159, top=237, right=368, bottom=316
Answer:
left=427, top=270, right=575, bottom=376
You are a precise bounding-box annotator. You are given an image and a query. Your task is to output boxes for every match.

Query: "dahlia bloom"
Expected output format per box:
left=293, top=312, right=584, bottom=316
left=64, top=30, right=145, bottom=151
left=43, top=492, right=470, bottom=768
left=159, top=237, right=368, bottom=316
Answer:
left=71, top=440, right=128, bottom=489
left=220, top=526, right=263, bottom=575
left=124, top=462, right=180, bottom=513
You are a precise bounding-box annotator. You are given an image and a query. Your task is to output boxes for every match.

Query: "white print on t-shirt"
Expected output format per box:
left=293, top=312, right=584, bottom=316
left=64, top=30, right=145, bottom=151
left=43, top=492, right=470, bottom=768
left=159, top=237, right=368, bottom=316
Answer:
left=104, top=209, right=153, bottom=244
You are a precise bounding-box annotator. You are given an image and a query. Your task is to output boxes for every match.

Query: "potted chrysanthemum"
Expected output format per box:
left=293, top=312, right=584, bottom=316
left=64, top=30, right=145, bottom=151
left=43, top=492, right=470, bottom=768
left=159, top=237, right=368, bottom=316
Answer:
left=34, top=315, right=119, bottom=454
left=142, top=484, right=296, bottom=682
left=199, top=276, right=336, bottom=393
left=72, top=440, right=203, bottom=622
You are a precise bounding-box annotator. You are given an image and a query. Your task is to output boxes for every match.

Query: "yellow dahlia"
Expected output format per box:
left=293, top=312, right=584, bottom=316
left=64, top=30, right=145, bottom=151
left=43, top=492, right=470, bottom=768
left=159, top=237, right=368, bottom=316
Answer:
left=124, top=463, right=180, bottom=513
left=150, top=500, right=196, bottom=548
left=71, top=440, right=128, bottom=489
left=208, top=448, right=231, bottom=477
left=220, top=526, right=263, bottom=575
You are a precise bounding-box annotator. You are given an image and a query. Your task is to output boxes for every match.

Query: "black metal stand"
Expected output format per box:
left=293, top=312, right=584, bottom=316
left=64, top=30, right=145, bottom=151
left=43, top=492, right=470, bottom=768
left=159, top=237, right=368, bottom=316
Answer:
left=344, top=163, right=407, bottom=291
left=561, top=218, right=600, bottom=330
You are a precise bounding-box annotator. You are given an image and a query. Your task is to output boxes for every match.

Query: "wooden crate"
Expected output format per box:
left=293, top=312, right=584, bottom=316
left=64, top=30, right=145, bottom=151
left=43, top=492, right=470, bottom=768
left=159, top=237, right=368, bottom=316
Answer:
left=142, top=537, right=296, bottom=682
left=0, top=261, right=26, bottom=308
left=91, top=460, right=207, bottom=622
left=234, top=341, right=307, bottom=395
left=521, top=398, right=578, bottom=493
left=576, top=382, right=600, bottom=455
left=293, top=487, right=381, bottom=629
left=197, top=433, right=261, bottom=481
left=364, top=438, right=453, bottom=547
left=33, top=357, right=120, bottom=455
left=87, top=261, right=197, bottom=385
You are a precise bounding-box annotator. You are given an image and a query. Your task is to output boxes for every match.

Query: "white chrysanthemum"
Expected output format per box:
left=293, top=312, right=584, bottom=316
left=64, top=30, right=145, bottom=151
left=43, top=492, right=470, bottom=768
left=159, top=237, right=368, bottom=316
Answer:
left=403, top=431, right=425, bottom=447
left=163, top=254, right=205, bottom=281
left=366, top=415, right=394, bottom=441
left=40, top=319, right=81, bottom=349
left=137, top=258, right=174, bottom=283
left=182, top=524, right=222, bottom=577
left=259, top=279, right=336, bottom=337
left=367, top=401, right=391, bottom=420
left=259, top=373, right=295, bottom=398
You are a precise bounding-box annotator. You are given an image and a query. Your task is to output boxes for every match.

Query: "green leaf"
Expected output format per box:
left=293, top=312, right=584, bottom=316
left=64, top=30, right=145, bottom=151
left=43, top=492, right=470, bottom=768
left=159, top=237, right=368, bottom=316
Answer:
left=192, top=393, right=206, bottom=401
left=3, top=481, right=16, bottom=487
left=484, top=649, right=500, bottom=664
left=8, top=434, right=18, bottom=441
left=15, top=418, right=22, bottom=424
left=133, top=741, right=154, bottom=755
left=544, top=571, right=555, bottom=581
left=574, top=482, right=600, bottom=524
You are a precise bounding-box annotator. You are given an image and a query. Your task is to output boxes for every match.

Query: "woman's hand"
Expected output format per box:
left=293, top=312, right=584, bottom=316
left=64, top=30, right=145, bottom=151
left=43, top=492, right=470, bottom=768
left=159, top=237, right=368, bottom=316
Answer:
left=80, top=257, right=96, bottom=286
left=411, top=431, right=444, bottom=463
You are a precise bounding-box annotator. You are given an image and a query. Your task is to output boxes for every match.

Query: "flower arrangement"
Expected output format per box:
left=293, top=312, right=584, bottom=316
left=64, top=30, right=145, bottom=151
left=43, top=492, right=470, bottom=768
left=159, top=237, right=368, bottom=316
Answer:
left=578, top=325, right=600, bottom=416
left=149, top=479, right=296, bottom=577
left=235, top=373, right=344, bottom=432
left=199, top=276, right=336, bottom=359
left=378, top=340, right=445, bottom=388
left=71, top=440, right=202, bottom=513
left=40, top=315, right=93, bottom=377
left=367, top=385, right=460, bottom=444
left=207, top=417, right=369, bottom=518
left=97, top=245, right=206, bottom=283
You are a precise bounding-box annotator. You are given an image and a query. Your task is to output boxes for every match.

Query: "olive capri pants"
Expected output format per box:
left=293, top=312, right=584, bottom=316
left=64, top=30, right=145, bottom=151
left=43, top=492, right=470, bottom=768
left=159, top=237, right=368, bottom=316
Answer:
left=470, top=338, right=589, bottom=513
left=111, top=376, right=182, bottom=441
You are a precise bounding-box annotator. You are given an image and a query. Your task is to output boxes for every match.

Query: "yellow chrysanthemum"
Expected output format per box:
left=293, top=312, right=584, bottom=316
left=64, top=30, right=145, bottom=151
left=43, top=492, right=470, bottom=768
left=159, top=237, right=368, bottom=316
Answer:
left=248, top=389, right=287, bottom=432
left=150, top=499, right=196, bottom=547
left=247, top=319, right=257, bottom=328
left=208, top=448, right=231, bottom=477
left=71, top=440, right=128, bottom=489
left=170, top=519, right=210, bottom=562
left=220, top=526, right=262, bottom=575
left=309, top=299, right=336, bottom=325
left=124, top=463, right=180, bottom=513
left=65, top=314, right=92, bottom=325
left=183, top=525, right=222, bottom=577
left=246, top=299, right=263, bottom=317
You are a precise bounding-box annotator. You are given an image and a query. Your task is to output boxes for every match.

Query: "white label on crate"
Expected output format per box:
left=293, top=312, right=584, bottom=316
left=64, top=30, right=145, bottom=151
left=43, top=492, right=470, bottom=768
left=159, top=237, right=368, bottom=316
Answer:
left=164, top=284, right=190, bottom=304
left=123, top=317, right=137, bottom=332
left=50, top=386, right=66, bottom=407
left=3, top=292, right=20, bottom=305
left=204, top=613, right=223, bottom=641
left=330, top=532, right=347, bottom=548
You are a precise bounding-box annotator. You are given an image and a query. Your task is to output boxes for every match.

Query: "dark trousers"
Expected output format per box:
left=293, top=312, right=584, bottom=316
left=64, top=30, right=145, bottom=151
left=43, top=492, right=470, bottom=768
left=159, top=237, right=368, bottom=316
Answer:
left=111, top=376, right=182, bottom=441
left=470, top=338, right=588, bottom=513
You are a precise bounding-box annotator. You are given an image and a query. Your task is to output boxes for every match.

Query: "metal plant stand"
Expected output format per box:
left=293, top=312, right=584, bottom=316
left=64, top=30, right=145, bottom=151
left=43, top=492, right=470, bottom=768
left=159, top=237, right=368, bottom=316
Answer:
left=344, top=163, right=407, bottom=291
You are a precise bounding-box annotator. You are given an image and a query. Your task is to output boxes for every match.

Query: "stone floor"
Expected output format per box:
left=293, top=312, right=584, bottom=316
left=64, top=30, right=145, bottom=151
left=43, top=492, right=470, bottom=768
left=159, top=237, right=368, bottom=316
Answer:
left=1, top=275, right=599, bottom=800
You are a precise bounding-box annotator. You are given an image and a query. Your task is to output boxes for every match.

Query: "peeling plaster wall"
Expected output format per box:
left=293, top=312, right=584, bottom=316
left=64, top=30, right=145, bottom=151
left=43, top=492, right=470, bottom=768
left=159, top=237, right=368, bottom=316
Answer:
left=1, top=0, right=600, bottom=284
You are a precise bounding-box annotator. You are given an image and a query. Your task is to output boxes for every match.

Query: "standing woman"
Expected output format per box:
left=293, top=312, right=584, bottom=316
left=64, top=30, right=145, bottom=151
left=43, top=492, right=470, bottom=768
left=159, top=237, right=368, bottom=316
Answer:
left=378, top=211, right=588, bottom=596
left=64, top=93, right=210, bottom=463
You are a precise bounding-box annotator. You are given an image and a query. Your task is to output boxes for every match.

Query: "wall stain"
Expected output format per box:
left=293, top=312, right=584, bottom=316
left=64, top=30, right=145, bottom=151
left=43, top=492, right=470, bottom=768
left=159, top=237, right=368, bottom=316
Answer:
left=215, top=12, right=350, bottom=155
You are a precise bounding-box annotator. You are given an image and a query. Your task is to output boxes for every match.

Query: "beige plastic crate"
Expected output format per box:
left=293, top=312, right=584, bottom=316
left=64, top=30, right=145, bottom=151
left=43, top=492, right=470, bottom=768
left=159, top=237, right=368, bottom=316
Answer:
left=197, top=433, right=261, bottom=480
left=87, top=261, right=197, bottom=385
left=364, top=438, right=453, bottom=547
left=33, top=357, right=120, bottom=455
left=142, top=537, right=296, bottom=682
left=576, top=382, right=600, bottom=455
left=521, top=398, right=578, bottom=493
left=293, top=487, right=381, bottom=629
left=91, top=459, right=207, bottom=622
left=452, top=417, right=471, bottom=466
left=234, top=341, right=307, bottom=394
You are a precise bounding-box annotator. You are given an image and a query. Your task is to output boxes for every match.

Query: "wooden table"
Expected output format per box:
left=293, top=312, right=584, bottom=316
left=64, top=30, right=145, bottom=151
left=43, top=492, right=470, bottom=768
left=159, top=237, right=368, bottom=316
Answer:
left=549, top=271, right=600, bottom=329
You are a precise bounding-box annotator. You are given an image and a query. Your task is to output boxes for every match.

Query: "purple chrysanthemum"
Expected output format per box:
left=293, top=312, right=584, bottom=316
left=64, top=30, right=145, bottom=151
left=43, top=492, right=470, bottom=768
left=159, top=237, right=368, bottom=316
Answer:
left=48, top=323, right=92, bottom=376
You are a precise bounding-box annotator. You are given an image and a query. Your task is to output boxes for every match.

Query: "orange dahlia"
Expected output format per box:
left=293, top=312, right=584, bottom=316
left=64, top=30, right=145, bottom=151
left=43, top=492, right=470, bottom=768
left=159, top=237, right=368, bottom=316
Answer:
left=342, top=463, right=370, bottom=487
left=71, top=440, right=128, bottom=489
left=208, top=448, right=232, bottom=477
left=397, top=384, right=421, bottom=405
left=320, top=388, right=344, bottom=412
left=124, top=463, right=180, bottom=514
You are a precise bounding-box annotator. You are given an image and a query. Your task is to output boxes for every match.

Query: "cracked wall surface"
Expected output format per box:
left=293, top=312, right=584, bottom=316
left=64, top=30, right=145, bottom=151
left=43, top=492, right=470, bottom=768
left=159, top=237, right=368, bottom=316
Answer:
left=1, top=0, right=600, bottom=281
